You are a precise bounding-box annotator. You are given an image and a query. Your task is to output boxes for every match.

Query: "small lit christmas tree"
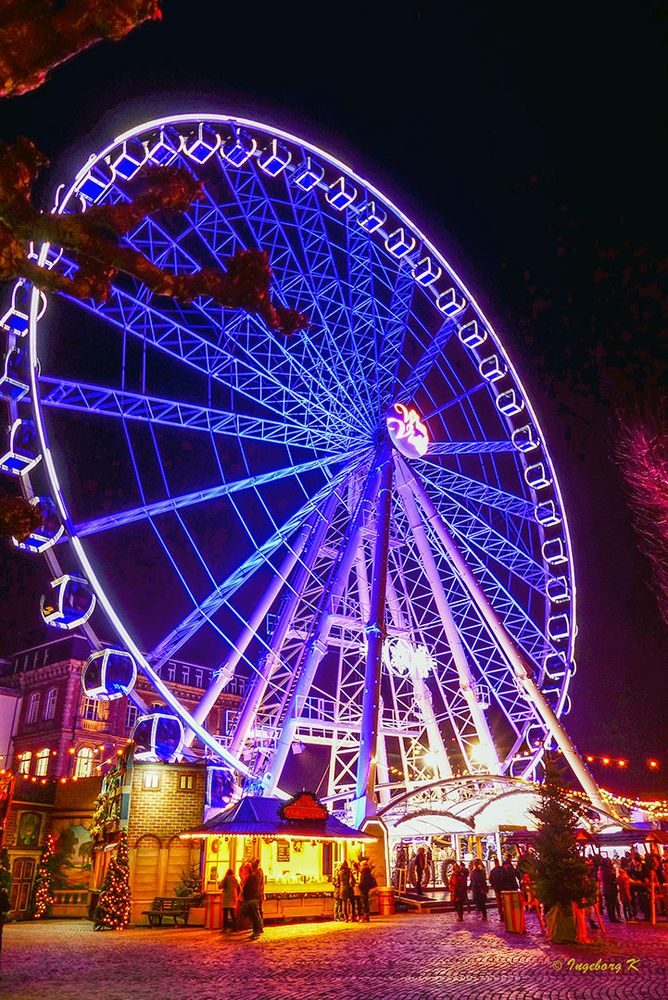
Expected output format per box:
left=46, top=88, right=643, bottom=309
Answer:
left=29, top=834, right=56, bottom=919
left=93, top=831, right=131, bottom=930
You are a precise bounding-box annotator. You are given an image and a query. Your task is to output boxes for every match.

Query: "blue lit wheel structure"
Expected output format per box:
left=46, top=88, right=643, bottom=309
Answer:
left=1, top=113, right=601, bottom=811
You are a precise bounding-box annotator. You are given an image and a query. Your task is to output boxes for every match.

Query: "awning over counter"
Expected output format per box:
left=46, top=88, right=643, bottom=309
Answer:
left=181, top=792, right=376, bottom=842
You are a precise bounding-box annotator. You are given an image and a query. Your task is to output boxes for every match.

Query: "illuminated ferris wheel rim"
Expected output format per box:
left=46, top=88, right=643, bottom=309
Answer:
left=17, top=109, right=580, bottom=794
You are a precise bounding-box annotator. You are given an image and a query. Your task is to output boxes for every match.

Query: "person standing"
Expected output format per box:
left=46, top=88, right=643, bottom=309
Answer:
left=599, top=858, right=620, bottom=922
left=470, top=860, right=488, bottom=921
left=241, top=865, right=264, bottom=941
left=359, top=861, right=376, bottom=922
left=489, top=859, right=504, bottom=921
left=617, top=861, right=633, bottom=922
left=451, top=864, right=468, bottom=922
left=220, top=868, right=240, bottom=933
left=415, top=846, right=427, bottom=897
left=251, top=858, right=265, bottom=918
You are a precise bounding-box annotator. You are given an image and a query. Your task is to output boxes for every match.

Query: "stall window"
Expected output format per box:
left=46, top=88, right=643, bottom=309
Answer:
left=143, top=771, right=160, bottom=790
left=44, top=688, right=58, bottom=720
left=35, top=748, right=50, bottom=777
left=26, top=692, right=40, bottom=724
left=75, top=746, right=93, bottom=777
left=17, top=751, right=31, bottom=775
left=178, top=774, right=194, bottom=791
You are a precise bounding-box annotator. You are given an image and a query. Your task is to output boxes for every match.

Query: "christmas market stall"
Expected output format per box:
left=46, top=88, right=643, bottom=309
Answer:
left=180, top=792, right=375, bottom=924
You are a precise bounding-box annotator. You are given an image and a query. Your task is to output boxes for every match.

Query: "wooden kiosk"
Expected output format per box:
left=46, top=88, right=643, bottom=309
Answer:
left=181, top=792, right=375, bottom=923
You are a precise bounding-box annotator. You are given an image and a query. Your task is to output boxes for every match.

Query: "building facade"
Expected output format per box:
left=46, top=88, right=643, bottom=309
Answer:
left=0, top=633, right=242, bottom=919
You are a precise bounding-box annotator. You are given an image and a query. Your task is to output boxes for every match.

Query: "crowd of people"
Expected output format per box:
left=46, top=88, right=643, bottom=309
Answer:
left=219, top=858, right=265, bottom=940
left=398, top=845, right=668, bottom=928
left=331, top=859, right=378, bottom=922
left=589, top=852, right=667, bottom=924
left=215, top=845, right=666, bottom=941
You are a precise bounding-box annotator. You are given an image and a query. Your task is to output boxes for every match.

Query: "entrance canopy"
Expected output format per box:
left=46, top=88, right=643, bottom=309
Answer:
left=377, top=775, right=620, bottom=838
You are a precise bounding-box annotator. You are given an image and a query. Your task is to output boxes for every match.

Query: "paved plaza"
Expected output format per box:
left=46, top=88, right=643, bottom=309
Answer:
left=1, top=913, right=667, bottom=1000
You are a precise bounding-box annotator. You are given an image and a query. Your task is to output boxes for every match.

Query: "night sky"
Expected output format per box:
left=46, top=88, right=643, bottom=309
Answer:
left=0, top=1, right=666, bottom=796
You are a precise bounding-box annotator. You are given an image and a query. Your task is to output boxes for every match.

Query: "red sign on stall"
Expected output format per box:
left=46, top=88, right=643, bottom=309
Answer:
left=279, top=792, right=328, bottom=823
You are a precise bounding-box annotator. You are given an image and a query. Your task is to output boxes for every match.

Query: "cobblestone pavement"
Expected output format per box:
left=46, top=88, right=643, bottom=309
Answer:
left=2, top=914, right=667, bottom=1000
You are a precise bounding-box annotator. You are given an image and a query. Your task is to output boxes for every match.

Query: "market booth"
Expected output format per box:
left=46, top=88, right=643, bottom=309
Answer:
left=181, top=792, right=376, bottom=924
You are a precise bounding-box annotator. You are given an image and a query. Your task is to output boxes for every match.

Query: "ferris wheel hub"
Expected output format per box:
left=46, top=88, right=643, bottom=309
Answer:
left=386, top=402, right=429, bottom=458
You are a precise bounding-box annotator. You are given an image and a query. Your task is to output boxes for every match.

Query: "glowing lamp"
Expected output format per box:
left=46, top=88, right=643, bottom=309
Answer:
left=586, top=755, right=594, bottom=763
left=648, top=760, right=659, bottom=769
left=602, top=757, right=610, bottom=765
left=82, top=649, right=137, bottom=701
left=386, top=403, right=429, bottom=459
left=132, top=713, right=184, bottom=763
left=618, top=760, right=627, bottom=768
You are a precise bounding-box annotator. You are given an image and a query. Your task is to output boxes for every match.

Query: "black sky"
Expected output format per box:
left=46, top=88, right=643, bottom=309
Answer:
left=0, top=1, right=666, bottom=795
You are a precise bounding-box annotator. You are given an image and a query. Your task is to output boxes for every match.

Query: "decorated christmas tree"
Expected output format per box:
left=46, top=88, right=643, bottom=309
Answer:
left=28, top=834, right=55, bottom=919
left=529, top=759, right=595, bottom=942
left=93, top=831, right=131, bottom=930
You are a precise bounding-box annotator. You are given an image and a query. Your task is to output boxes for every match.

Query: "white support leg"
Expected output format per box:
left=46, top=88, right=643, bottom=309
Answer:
left=402, top=457, right=609, bottom=814
left=264, top=464, right=383, bottom=794
left=395, top=456, right=501, bottom=774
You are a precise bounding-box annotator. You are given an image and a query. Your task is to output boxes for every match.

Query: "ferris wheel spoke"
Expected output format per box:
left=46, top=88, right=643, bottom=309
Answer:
left=38, top=376, right=338, bottom=452
left=376, top=259, right=418, bottom=405
left=147, top=452, right=370, bottom=669
left=401, top=459, right=554, bottom=664
left=57, top=271, right=337, bottom=442
left=72, top=449, right=358, bottom=540
left=427, top=440, right=515, bottom=455
left=393, top=316, right=458, bottom=402
left=117, top=213, right=346, bottom=433
left=415, top=459, right=535, bottom=521
left=217, top=161, right=373, bottom=424
left=182, top=177, right=368, bottom=425
left=286, top=182, right=377, bottom=419
left=416, top=483, right=548, bottom=593
left=422, top=381, right=489, bottom=421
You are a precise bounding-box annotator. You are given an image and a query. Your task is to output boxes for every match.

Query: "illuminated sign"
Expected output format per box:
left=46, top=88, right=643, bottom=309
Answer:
left=278, top=792, right=328, bottom=823
left=386, top=403, right=429, bottom=458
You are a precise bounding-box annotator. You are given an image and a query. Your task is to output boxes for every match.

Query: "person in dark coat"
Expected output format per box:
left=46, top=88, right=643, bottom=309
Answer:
left=415, top=847, right=427, bottom=897
left=359, top=861, right=376, bottom=922
left=488, top=859, right=505, bottom=920
left=450, top=864, right=468, bottom=921
left=219, top=868, right=240, bottom=932
left=241, top=867, right=264, bottom=940
left=470, top=860, right=488, bottom=921
left=500, top=859, right=520, bottom=891
left=599, top=858, right=620, bottom=922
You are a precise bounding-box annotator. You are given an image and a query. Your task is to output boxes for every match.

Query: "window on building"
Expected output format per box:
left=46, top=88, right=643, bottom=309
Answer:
left=17, top=751, right=31, bottom=775
left=80, top=697, right=108, bottom=722
left=178, top=773, right=194, bottom=791
left=35, top=748, right=50, bottom=777
left=44, top=688, right=58, bottom=721
left=194, top=668, right=203, bottom=687
left=143, top=771, right=160, bottom=790
left=180, top=665, right=190, bottom=685
left=125, top=702, right=138, bottom=731
left=26, top=692, right=40, bottom=724
left=167, top=662, right=176, bottom=682
left=74, top=746, right=93, bottom=778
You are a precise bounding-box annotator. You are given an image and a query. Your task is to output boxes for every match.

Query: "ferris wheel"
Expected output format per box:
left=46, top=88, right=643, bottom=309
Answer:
left=0, top=113, right=604, bottom=818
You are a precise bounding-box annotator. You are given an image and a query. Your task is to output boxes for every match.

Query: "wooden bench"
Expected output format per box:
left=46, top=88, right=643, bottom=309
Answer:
left=142, top=897, right=191, bottom=927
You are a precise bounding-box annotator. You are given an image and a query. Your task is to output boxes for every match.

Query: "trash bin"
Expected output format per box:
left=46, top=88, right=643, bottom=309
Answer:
left=501, top=890, right=525, bottom=933
left=377, top=887, right=395, bottom=915
left=205, top=892, right=222, bottom=930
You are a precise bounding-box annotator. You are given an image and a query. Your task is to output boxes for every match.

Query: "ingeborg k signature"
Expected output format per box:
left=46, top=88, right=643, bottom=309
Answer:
left=552, top=956, right=640, bottom=974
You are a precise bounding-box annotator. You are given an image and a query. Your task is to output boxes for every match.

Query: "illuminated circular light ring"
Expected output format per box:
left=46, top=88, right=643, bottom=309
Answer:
left=11, top=112, right=577, bottom=800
